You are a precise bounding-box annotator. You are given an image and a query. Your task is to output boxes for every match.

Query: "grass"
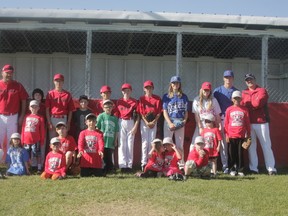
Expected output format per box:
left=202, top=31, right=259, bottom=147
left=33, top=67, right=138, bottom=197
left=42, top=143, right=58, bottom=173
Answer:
left=0, top=168, right=287, bottom=216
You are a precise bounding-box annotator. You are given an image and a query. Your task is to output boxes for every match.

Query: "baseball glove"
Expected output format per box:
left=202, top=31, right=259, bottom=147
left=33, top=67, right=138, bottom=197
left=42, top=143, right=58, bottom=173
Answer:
left=170, top=119, right=184, bottom=131
left=242, top=137, right=252, bottom=150
left=145, top=112, right=155, bottom=123
left=67, top=160, right=81, bottom=176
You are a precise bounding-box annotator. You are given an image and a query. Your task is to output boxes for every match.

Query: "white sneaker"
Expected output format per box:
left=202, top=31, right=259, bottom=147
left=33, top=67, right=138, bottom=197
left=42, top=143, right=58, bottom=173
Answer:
left=223, top=168, right=229, bottom=174
left=238, top=172, right=245, bottom=177
left=230, top=171, right=237, bottom=176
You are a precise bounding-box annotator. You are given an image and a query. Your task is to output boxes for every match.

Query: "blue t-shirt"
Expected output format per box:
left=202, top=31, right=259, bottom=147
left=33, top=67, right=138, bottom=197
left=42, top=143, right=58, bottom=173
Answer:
left=213, top=85, right=238, bottom=115
left=6, top=147, right=29, bottom=175
left=162, top=93, right=189, bottom=119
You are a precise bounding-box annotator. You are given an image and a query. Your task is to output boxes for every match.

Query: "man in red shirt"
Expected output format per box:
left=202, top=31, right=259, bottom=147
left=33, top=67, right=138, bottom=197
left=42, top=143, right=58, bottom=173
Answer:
left=0, top=64, right=28, bottom=154
left=46, top=73, right=75, bottom=140
left=241, top=73, right=276, bottom=175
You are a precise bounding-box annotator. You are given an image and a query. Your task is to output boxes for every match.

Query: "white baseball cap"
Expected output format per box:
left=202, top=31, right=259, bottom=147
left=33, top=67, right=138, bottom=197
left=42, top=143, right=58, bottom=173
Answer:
left=151, top=138, right=163, bottom=145
left=50, top=137, right=61, bottom=145
left=204, top=113, right=215, bottom=122
left=11, top=133, right=21, bottom=139
left=163, top=137, right=174, bottom=145
left=29, top=100, right=39, bottom=107
left=195, top=136, right=205, bottom=145
left=232, top=90, right=242, bottom=99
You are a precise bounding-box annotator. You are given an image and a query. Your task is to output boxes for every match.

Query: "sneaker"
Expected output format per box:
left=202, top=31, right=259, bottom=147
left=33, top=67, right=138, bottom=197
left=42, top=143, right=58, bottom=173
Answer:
left=141, top=165, right=146, bottom=172
left=268, top=171, right=277, bottom=176
left=37, top=170, right=42, bottom=175
left=223, top=167, right=229, bottom=174
left=230, top=171, right=237, bottom=176
left=238, top=172, right=245, bottom=177
left=210, top=173, right=217, bottom=178
left=249, top=170, right=259, bottom=175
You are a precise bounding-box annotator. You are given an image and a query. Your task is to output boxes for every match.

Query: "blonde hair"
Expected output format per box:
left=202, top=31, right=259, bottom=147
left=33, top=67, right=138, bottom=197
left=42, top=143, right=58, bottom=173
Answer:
left=198, top=88, right=213, bottom=112
left=167, top=83, right=183, bottom=98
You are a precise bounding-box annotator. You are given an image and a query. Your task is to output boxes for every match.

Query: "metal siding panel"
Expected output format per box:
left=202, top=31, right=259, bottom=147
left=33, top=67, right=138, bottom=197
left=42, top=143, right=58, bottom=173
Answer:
left=182, top=61, right=197, bottom=99
left=34, top=57, right=51, bottom=96
left=90, top=58, right=106, bottom=99
left=126, top=59, right=142, bottom=98
left=143, top=60, right=162, bottom=97
left=70, top=57, right=85, bottom=98
left=108, top=59, right=124, bottom=99
left=15, top=57, right=33, bottom=94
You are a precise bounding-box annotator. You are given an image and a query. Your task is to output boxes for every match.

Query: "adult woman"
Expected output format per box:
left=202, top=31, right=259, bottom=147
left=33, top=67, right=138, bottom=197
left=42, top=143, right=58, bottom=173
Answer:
left=162, top=76, right=188, bottom=168
left=191, top=82, right=221, bottom=150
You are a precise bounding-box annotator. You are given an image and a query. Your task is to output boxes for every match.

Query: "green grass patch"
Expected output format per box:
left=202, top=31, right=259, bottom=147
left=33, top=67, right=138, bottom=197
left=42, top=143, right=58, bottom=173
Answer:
left=0, top=170, right=287, bottom=216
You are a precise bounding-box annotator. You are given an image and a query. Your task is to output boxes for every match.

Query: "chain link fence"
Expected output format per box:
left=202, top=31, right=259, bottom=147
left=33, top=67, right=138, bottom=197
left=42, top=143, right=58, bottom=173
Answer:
left=0, top=29, right=288, bottom=102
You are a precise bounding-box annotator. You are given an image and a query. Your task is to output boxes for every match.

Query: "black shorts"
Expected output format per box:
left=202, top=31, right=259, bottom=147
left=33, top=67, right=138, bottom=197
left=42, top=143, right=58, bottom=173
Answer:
left=24, top=142, right=41, bottom=157
left=80, top=167, right=104, bottom=177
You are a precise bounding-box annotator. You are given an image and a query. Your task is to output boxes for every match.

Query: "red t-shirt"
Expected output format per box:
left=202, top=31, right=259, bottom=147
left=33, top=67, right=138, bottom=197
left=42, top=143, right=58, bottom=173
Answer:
left=186, top=148, right=209, bottom=168
left=224, top=105, right=251, bottom=139
left=0, top=80, right=29, bottom=115
left=78, top=129, right=104, bottom=168
left=201, top=128, right=222, bottom=157
left=144, top=151, right=164, bottom=172
left=21, top=113, right=45, bottom=145
left=115, top=97, right=138, bottom=119
left=163, top=150, right=181, bottom=175
left=138, top=94, right=162, bottom=116
left=45, top=89, right=75, bottom=115
left=59, top=135, right=77, bottom=154
left=44, top=151, right=66, bottom=176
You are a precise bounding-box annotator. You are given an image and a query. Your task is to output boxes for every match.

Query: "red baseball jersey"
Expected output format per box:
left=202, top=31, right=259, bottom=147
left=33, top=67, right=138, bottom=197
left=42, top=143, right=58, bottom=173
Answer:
left=45, top=89, right=75, bottom=115
left=138, top=94, right=162, bottom=116
left=21, top=113, right=45, bottom=145
left=59, top=135, right=77, bottom=154
left=115, top=97, right=138, bottom=119
left=241, top=86, right=269, bottom=124
left=0, top=80, right=29, bottom=115
left=78, top=129, right=104, bottom=168
left=224, top=105, right=251, bottom=139
left=44, top=151, right=66, bottom=176
left=186, top=148, right=209, bottom=168
left=144, top=151, right=164, bottom=172
left=201, top=128, right=222, bottom=157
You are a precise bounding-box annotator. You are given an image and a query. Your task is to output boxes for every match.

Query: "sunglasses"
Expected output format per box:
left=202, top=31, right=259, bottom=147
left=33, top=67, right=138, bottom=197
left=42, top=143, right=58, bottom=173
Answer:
left=205, top=120, right=212, bottom=123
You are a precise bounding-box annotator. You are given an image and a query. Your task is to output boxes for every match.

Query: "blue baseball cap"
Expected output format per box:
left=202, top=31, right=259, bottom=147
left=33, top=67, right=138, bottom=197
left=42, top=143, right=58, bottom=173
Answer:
left=170, top=76, right=181, bottom=83
left=223, top=70, right=234, bottom=77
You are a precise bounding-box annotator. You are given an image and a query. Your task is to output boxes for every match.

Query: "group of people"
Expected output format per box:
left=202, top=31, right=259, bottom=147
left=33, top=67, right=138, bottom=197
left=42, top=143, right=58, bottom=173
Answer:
left=0, top=64, right=277, bottom=180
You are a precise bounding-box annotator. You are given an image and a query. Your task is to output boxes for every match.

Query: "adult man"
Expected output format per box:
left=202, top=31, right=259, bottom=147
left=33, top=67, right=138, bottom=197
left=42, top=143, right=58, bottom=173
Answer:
left=0, top=64, right=28, bottom=151
left=241, top=73, right=276, bottom=175
left=213, top=70, right=238, bottom=173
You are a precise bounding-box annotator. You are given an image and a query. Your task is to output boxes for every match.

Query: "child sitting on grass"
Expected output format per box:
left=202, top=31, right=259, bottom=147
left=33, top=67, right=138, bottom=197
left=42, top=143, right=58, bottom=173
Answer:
left=184, top=136, right=211, bottom=179
left=136, top=138, right=165, bottom=178
left=6, top=133, right=30, bottom=176
left=201, top=114, right=222, bottom=178
left=40, top=137, right=66, bottom=180
left=77, top=113, right=104, bottom=177
left=162, top=137, right=183, bottom=181
left=55, top=121, right=77, bottom=171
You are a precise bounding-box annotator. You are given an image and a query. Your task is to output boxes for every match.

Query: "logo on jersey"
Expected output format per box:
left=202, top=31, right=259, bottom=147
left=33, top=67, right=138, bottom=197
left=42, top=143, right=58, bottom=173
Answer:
left=230, top=111, right=244, bottom=126
left=24, top=117, right=39, bottom=132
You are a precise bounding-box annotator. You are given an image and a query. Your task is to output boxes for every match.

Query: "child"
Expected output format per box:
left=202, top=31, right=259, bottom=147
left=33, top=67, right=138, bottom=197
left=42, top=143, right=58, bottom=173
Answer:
left=162, top=137, right=183, bottom=180
left=45, top=73, right=75, bottom=139
left=21, top=100, right=45, bottom=174
left=138, top=80, right=162, bottom=171
left=72, top=95, right=92, bottom=141
left=184, top=136, right=211, bottom=179
left=116, top=83, right=140, bottom=173
left=32, top=88, right=46, bottom=118
left=6, top=133, right=30, bottom=176
left=55, top=122, right=77, bottom=170
left=40, top=137, right=66, bottom=180
left=95, top=85, right=117, bottom=116
left=96, top=100, right=119, bottom=174
left=224, top=90, right=250, bottom=176
left=136, top=138, right=165, bottom=178
left=77, top=113, right=104, bottom=177
left=201, top=113, right=222, bottom=177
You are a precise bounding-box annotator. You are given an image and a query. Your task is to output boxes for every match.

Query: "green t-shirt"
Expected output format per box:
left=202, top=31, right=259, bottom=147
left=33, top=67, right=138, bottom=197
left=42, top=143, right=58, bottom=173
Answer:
left=96, top=112, right=119, bottom=149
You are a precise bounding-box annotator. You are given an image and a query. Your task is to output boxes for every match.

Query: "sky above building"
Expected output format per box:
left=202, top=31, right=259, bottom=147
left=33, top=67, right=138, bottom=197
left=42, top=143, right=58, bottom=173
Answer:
left=1, top=0, right=287, bottom=18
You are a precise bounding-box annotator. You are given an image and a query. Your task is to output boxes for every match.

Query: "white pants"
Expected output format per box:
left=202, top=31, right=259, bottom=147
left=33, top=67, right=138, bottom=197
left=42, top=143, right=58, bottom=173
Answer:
left=248, top=123, right=276, bottom=172
left=163, top=120, right=185, bottom=166
left=190, top=126, right=199, bottom=151
left=118, top=119, right=135, bottom=169
left=219, top=119, right=228, bottom=168
left=0, top=114, right=18, bottom=150
left=140, top=120, right=157, bottom=167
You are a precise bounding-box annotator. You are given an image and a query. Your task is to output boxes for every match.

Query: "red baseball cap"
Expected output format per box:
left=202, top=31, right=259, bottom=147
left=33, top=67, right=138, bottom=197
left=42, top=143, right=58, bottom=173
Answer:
left=201, top=82, right=212, bottom=90
left=143, top=80, right=154, bottom=88
left=54, top=73, right=64, bottom=81
left=121, top=83, right=132, bottom=91
left=100, top=85, right=112, bottom=93
left=2, top=64, right=14, bottom=73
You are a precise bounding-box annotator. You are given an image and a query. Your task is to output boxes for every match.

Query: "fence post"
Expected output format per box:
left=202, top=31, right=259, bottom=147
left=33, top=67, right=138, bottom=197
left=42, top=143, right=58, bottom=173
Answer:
left=262, top=35, right=269, bottom=88
left=176, top=32, right=182, bottom=76
left=85, top=30, right=92, bottom=98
